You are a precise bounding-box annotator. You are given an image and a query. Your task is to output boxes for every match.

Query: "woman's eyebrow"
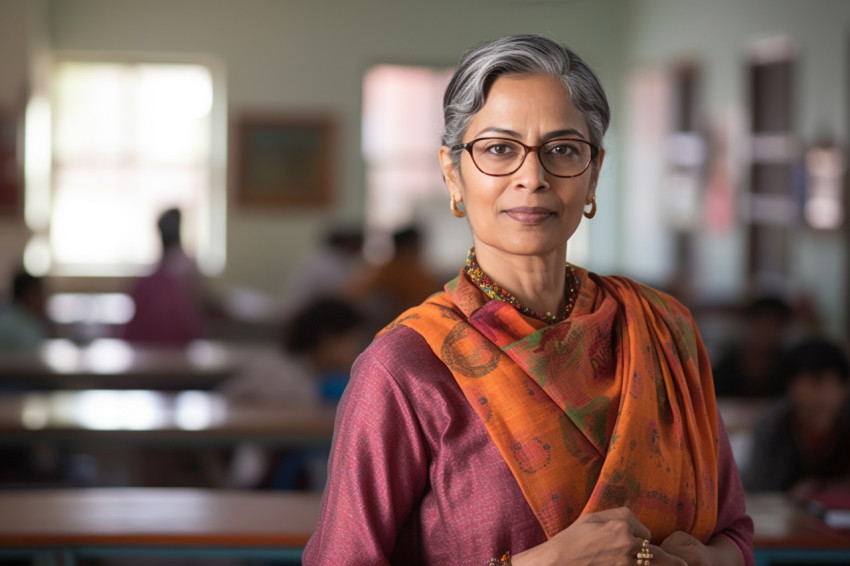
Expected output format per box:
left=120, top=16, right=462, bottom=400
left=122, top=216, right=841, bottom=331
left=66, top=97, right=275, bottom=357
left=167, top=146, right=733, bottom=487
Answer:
left=545, top=129, right=587, bottom=140
left=470, top=127, right=588, bottom=140
left=471, top=126, right=522, bottom=138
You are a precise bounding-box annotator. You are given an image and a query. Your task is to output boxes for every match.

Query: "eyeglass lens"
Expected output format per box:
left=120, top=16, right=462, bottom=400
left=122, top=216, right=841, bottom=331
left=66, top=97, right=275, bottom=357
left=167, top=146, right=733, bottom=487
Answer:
left=469, top=138, right=592, bottom=177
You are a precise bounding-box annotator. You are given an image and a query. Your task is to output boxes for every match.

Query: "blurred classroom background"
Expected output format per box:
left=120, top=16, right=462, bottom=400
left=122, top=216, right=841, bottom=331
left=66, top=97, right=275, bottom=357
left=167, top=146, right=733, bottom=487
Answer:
left=1, top=0, right=850, bottom=564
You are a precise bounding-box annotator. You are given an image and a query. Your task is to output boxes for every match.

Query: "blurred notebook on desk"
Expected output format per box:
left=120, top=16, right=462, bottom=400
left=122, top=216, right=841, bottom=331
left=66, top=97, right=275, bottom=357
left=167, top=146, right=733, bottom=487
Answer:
left=802, top=490, right=850, bottom=529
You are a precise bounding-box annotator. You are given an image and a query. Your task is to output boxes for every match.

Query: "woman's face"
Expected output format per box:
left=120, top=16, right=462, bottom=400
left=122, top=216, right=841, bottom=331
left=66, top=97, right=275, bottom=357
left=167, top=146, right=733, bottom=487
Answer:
left=440, top=73, right=604, bottom=260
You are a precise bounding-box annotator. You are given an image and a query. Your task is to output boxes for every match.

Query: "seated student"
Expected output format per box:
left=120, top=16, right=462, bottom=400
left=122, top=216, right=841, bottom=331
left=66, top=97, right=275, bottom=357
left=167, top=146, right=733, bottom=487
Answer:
left=0, top=269, right=49, bottom=353
left=712, top=295, right=795, bottom=398
left=346, top=225, right=443, bottom=334
left=0, top=269, right=53, bottom=479
left=283, top=225, right=366, bottom=317
left=744, top=338, right=850, bottom=493
left=282, top=296, right=367, bottom=404
left=220, top=297, right=367, bottom=490
left=122, top=208, right=205, bottom=346
left=220, top=296, right=366, bottom=405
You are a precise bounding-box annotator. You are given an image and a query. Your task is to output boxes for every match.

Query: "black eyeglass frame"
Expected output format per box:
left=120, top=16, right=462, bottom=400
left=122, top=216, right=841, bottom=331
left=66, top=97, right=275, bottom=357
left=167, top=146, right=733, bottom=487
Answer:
left=451, top=137, right=600, bottom=178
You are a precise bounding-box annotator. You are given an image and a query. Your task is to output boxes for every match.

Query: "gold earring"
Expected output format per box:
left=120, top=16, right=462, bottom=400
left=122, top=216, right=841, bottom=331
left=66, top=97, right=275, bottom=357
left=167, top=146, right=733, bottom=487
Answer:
left=583, top=196, right=597, bottom=219
left=451, top=195, right=466, bottom=218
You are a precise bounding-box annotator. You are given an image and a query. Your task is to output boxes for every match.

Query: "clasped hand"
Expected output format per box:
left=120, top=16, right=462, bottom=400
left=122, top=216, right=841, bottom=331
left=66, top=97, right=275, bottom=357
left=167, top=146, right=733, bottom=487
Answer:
left=513, top=507, right=717, bottom=566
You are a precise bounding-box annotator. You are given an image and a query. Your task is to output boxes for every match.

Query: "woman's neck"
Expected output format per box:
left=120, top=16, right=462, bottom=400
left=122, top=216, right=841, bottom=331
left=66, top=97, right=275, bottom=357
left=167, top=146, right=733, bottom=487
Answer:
left=471, top=244, right=568, bottom=317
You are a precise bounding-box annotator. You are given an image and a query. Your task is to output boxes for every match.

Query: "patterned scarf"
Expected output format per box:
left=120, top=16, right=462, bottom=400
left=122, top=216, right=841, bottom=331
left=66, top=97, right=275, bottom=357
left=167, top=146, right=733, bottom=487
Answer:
left=384, top=266, right=719, bottom=543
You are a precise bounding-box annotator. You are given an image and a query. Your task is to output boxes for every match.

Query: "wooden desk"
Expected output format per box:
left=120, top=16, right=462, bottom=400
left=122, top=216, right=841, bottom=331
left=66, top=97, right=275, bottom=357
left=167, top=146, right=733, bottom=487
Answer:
left=0, top=339, right=238, bottom=391
left=4, top=490, right=847, bottom=566
left=0, top=389, right=336, bottom=448
left=716, top=397, right=773, bottom=473
left=748, top=493, right=850, bottom=565
left=0, top=488, right=321, bottom=565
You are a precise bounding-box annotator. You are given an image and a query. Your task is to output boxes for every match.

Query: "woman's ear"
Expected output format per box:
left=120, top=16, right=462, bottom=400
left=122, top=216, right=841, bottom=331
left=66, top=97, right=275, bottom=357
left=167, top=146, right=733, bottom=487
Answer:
left=588, top=147, right=605, bottom=190
left=439, top=146, right=463, bottom=201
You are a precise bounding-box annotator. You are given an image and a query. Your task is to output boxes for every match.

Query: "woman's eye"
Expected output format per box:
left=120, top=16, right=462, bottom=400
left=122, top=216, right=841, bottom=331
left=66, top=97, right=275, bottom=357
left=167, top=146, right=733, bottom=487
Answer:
left=549, top=143, right=577, bottom=156
left=486, top=143, right=515, bottom=155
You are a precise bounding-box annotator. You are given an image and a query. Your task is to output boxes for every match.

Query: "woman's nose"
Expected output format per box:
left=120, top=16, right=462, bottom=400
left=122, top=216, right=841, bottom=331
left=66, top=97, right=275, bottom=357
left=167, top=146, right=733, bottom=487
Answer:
left=514, top=149, right=549, bottom=191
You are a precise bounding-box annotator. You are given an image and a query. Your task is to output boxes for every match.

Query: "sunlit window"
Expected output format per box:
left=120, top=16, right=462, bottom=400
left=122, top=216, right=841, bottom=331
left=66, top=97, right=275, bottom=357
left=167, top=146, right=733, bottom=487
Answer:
left=362, top=65, right=457, bottom=267
left=25, top=59, right=226, bottom=276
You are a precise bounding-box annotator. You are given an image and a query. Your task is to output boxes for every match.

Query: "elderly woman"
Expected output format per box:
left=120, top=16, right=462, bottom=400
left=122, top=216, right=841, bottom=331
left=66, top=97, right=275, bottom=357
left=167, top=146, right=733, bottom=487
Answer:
left=304, top=35, right=754, bottom=566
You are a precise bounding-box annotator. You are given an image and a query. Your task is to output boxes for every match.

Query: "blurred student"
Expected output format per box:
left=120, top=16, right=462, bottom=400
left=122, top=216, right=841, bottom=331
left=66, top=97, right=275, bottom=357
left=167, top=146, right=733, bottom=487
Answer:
left=221, top=296, right=366, bottom=405
left=347, top=226, right=442, bottom=333
left=282, top=296, right=366, bottom=404
left=744, top=338, right=850, bottom=493
left=122, top=208, right=205, bottom=346
left=220, top=296, right=366, bottom=490
left=0, top=269, right=49, bottom=352
left=284, top=225, right=366, bottom=316
left=712, top=295, right=795, bottom=398
left=0, top=270, right=55, bottom=482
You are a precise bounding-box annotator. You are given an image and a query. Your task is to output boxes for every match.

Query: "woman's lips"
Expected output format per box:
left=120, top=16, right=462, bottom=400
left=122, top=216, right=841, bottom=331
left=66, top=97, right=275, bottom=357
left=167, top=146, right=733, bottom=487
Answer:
left=503, top=207, right=555, bottom=224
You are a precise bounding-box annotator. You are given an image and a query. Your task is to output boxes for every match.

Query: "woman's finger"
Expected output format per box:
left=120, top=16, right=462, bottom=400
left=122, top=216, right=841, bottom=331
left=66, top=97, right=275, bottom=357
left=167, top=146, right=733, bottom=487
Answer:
left=625, top=515, right=652, bottom=542
left=649, top=543, right=688, bottom=566
left=661, top=530, right=696, bottom=547
left=632, top=536, right=650, bottom=557
left=582, top=507, right=652, bottom=541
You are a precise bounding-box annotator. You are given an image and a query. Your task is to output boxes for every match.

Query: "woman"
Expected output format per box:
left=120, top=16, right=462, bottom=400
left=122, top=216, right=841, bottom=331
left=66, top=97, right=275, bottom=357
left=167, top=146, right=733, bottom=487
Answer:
left=304, top=35, right=754, bottom=566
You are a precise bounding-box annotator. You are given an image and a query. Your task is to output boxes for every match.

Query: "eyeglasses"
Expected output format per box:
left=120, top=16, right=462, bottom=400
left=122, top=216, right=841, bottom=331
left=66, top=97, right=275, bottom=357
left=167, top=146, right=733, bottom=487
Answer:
left=451, top=137, right=598, bottom=178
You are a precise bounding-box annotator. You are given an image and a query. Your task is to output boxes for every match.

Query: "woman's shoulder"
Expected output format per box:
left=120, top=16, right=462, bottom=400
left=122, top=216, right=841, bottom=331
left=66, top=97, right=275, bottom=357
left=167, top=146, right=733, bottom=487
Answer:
left=352, top=325, right=456, bottom=394
left=344, top=325, right=473, bottom=444
left=360, top=324, right=436, bottom=366
left=586, top=270, right=692, bottom=317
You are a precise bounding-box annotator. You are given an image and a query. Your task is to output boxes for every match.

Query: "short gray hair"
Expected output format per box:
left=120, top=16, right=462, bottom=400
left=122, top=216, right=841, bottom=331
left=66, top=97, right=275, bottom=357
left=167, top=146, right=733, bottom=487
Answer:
left=442, top=35, right=610, bottom=162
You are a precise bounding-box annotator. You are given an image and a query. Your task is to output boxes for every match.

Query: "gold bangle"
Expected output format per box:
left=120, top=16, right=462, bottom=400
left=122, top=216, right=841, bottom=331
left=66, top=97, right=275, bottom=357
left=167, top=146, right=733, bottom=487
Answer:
left=636, top=539, right=653, bottom=565
left=487, top=550, right=511, bottom=565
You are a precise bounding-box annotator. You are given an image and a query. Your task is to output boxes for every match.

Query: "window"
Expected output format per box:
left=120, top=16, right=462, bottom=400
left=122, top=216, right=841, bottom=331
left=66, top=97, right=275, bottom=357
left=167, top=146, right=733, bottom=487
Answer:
left=24, top=58, right=226, bottom=277
left=361, top=64, right=457, bottom=267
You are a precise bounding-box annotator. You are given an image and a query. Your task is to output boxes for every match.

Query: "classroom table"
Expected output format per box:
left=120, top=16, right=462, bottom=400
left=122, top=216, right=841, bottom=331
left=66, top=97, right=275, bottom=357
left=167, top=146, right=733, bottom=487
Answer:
left=0, top=488, right=321, bottom=565
left=0, top=490, right=848, bottom=565
left=749, top=492, right=850, bottom=565
left=0, top=389, right=336, bottom=448
left=0, top=386, right=337, bottom=489
left=0, top=339, right=238, bottom=391
left=716, top=396, right=773, bottom=475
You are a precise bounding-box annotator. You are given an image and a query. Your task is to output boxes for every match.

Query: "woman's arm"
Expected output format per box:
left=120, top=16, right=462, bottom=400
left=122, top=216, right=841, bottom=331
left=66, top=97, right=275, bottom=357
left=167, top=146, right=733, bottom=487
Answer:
left=712, top=412, right=756, bottom=564
left=302, top=345, right=429, bottom=565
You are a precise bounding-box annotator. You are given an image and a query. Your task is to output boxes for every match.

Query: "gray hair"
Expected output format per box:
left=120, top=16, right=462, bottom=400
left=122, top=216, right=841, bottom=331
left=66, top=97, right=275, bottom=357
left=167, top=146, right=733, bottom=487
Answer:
left=442, top=35, right=610, bottom=163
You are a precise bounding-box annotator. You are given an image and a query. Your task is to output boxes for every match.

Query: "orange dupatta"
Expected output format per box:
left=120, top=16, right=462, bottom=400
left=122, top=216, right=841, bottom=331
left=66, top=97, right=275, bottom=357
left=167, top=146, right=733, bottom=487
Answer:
left=385, top=267, right=719, bottom=543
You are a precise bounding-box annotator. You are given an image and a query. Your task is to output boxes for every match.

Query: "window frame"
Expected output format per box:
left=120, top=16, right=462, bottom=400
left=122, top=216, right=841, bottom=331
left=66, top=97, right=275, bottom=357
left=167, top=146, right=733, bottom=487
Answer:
left=24, top=50, right=228, bottom=278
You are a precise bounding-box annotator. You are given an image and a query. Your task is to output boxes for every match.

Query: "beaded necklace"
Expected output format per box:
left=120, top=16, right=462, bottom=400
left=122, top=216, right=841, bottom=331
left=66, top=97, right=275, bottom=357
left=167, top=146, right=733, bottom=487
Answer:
left=463, top=248, right=580, bottom=324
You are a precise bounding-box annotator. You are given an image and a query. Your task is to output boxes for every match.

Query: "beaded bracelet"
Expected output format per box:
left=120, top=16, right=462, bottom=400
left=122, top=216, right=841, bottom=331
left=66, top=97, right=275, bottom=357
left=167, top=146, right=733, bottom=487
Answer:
left=487, top=550, right=511, bottom=565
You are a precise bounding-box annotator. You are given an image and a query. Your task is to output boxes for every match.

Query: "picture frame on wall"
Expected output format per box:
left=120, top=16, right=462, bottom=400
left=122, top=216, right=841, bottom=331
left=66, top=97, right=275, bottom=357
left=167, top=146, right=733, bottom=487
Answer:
left=234, top=113, right=336, bottom=209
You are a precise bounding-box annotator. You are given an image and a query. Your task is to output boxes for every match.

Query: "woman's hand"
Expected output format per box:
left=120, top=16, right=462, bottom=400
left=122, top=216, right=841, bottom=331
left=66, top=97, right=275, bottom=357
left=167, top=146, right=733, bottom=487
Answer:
left=512, top=507, right=687, bottom=566
left=661, top=531, right=745, bottom=566
left=661, top=531, right=712, bottom=565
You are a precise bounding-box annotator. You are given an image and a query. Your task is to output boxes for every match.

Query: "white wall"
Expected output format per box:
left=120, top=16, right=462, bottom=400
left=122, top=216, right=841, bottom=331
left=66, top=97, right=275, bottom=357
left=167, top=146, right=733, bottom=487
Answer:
left=36, top=0, right=629, bottom=297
